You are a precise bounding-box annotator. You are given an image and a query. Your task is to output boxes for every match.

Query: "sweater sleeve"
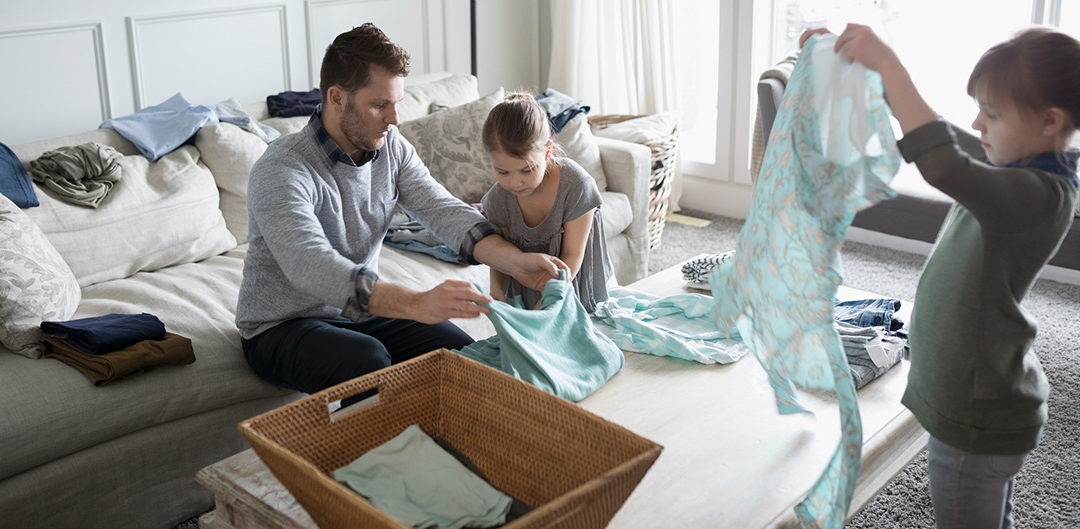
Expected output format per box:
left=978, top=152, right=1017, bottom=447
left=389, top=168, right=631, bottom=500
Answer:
left=897, top=120, right=1064, bottom=233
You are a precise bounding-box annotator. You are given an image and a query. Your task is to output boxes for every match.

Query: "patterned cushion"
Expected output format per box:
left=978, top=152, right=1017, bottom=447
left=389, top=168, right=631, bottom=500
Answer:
left=397, top=88, right=504, bottom=204
left=0, top=194, right=81, bottom=359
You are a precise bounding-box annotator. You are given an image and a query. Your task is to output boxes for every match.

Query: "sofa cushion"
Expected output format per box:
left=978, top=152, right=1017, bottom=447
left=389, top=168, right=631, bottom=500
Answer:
left=195, top=123, right=269, bottom=244
left=398, top=73, right=480, bottom=123
left=0, top=246, right=296, bottom=481
left=555, top=113, right=608, bottom=191
left=0, top=194, right=81, bottom=359
left=23, top=145, right=236, bottom=287
left=600, top=190, right=633, bottom=236
left=397, top=88, right=504, bottom=204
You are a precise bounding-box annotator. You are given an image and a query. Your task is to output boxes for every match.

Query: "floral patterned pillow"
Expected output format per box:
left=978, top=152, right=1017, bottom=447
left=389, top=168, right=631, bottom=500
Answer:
left=397, top=88, right=504, bottom=204
left=0, top=194, right=81, bottom=359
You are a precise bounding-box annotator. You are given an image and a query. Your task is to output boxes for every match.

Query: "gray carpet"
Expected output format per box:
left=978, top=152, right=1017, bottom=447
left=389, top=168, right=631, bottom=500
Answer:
left=652, top=210, right=1080, bottom=528
left=173, top=211, right=1078, bottom=528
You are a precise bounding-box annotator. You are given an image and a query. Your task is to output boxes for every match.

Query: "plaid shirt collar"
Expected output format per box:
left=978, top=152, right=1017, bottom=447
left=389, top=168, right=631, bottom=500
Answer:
left=309, top=105, right=379, bottom=167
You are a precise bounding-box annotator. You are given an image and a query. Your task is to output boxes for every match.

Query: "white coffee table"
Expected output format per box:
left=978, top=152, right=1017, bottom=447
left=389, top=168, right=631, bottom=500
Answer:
left=196, top=260, right=926, bottom=528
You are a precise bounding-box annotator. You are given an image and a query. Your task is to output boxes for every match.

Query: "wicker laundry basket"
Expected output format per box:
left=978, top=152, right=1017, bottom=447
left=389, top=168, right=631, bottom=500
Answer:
left=590, top=114, right=679, bottom=250
left=238, top=349, right=662, bottom=529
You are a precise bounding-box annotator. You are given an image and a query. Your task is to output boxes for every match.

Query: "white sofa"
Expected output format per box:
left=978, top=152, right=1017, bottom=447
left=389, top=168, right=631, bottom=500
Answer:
left=0, top=73, right=650, bottom=528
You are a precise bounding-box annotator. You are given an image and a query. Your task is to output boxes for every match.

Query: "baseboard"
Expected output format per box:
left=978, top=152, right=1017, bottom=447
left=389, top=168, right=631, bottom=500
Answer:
left=845, top=227, right=1080, bottom=286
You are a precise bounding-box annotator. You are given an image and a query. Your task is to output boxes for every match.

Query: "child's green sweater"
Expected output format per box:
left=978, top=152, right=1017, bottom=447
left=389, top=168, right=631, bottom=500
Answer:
left=898, top=121, right=1077, bottom=455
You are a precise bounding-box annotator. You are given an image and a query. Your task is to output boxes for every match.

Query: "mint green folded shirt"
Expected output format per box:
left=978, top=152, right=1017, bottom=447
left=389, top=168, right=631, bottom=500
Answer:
left=455, top=270, right=624, bottom=402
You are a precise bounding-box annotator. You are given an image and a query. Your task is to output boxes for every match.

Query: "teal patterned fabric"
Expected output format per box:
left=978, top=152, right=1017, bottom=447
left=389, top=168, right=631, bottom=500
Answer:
left=592, top=286, right=748, bottom=364
left=709, top=34, right=900, bottom=528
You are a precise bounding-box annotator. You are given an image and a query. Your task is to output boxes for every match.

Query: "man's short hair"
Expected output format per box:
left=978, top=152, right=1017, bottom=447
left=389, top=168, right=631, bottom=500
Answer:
left=319, top=23, right=411, bottom=106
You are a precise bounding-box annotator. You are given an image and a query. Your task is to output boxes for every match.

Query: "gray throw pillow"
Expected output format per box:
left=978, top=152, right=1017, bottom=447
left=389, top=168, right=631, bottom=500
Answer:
left=0, top=194, right=81, bottom=359
left=397, top=88, right=504, bottom=204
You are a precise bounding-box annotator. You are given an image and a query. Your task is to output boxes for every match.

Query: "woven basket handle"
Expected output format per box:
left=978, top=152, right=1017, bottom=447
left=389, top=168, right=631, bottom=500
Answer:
left=320, top=372, right=387, bottom=414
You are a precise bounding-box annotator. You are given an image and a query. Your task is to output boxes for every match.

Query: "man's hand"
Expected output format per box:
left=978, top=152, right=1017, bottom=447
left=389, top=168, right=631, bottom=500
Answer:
left=368, top=279, right=491, bottom=324
left=411, top=280, right=492, bottom=324
left=510, top=252, right=570, bottom=293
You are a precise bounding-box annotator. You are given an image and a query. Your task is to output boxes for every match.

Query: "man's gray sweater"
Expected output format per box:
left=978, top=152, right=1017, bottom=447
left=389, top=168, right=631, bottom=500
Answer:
left=236, top=115, right=492, bottom=339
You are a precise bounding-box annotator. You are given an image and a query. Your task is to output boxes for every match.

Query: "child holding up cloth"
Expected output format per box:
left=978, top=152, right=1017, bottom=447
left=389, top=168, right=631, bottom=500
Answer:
left=801, top=24, right=1079, bottom=529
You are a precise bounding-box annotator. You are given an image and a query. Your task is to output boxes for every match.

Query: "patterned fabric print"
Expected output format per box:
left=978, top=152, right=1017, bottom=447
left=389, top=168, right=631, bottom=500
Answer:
left=592, top=286, right=748, bottom=364
left=396, top=89, right=505, bottom=204
left=709, top=34, right=900, bottom=529
left=0, top=194, right=81, bottom=358
left=681, top=251, right=736, bottom=288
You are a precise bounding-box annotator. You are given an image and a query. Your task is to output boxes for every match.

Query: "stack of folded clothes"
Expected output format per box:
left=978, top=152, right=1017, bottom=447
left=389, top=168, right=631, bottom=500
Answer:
left=39, top=313, right=194, bottom=385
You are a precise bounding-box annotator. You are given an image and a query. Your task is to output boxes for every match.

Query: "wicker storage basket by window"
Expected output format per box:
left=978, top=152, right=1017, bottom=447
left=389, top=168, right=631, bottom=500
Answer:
left=238, top=349, right=662, bottom=529
left=589, top=114, right=679, bottom=250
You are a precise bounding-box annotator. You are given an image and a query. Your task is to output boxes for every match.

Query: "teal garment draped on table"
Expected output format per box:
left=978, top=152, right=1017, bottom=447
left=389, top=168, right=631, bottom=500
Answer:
left=592, top=286, right=748, bottom=364
left=455, top=270, right=623, bottom=402
left=709, top=34, right=901, bottom=528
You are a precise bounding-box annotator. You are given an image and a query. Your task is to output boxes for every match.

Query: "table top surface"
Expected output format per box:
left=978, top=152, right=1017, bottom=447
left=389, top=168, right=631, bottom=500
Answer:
left=200, top=259, right=924, bottom=529
left=577, top=260, right=920, bottom=528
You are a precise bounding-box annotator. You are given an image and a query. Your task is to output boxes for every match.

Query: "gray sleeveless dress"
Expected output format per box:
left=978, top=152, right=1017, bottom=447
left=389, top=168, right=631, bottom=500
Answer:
left=480, top=157, right=612, bottom=312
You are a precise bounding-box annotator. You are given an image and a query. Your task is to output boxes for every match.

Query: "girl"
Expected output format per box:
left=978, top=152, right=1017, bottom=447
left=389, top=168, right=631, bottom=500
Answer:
left=802, top=25, right=1079, bottom=529
left=480, top=92, right=613, bottom=313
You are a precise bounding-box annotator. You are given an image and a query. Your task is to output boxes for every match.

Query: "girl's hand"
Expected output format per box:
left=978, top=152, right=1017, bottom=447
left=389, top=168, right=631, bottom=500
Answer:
left=833, top=23, right=900, bottom=74
left=799, top=27, right=833, bottom=48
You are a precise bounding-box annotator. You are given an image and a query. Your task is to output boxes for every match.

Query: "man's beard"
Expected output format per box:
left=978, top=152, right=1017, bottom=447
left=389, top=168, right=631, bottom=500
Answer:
left=340, top=103, right=381, bottom=153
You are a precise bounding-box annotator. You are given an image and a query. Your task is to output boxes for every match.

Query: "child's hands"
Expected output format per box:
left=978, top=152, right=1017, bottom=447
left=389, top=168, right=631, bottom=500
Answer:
left=799, top=27, right=833, bottom=48
left=833, top=23, right=901, bottom=74
left=512, top=252, right=570, bottom=292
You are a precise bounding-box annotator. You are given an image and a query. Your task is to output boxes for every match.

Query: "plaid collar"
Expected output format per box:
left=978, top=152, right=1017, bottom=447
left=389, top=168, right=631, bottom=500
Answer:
left=309, top=105, right=379, bottom=167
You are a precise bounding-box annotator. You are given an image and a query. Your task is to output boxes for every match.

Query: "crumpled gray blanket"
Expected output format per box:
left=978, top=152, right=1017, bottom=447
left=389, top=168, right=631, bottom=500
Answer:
left=28, top=142, right=123, bottom=208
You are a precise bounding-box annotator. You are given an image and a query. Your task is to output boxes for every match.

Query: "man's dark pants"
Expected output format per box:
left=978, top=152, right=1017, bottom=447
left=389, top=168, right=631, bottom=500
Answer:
left=242, top=316, right=473, bottom=405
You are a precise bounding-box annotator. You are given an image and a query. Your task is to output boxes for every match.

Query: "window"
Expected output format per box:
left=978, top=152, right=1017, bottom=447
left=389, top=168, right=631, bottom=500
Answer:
left=768, top=0, right=1034, bottom=128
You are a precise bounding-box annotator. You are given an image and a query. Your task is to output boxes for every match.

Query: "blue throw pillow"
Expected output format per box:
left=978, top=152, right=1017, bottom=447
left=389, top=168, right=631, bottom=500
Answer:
left=100, top=93, right=215, bottom=161
left=0, top=141, right=38, bottom=208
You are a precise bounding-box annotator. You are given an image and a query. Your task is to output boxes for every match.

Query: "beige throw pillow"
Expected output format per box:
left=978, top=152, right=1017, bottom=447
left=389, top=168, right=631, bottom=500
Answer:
left=24, top=145, right=237, bottom=287
left=397, top=88, right=505, bottom=204
left=0, top=194, right=81, bottom=359
left=555, top=113, right=608, bottom=191
left=195, top=123, right=269, bottom=244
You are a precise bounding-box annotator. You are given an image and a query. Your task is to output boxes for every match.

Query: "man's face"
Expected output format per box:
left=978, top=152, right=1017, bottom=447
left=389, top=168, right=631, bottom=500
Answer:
left=338, top=65, right=405, bottom=154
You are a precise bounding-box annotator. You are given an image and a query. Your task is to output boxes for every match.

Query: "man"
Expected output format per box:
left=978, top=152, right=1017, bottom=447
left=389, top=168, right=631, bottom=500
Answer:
left=237, top=23, right=566, bottom=400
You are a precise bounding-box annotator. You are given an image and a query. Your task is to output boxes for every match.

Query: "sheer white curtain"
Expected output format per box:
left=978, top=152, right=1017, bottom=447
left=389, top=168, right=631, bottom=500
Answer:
left=547, top=0, right=681, bottom=203
left=547, top=0, right=678, bottom=115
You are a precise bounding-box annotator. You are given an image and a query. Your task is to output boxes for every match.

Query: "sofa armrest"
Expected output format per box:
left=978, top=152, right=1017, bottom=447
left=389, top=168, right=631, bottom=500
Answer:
left=596, top=136, right=651, bottom=282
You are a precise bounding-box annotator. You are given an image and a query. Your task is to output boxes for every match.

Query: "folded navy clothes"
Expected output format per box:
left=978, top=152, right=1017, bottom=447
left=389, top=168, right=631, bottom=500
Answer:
left=41, top=313, right=167, bottom=355
left=266, top=89, right=321, bottom=118
left=536, top=88, right=590, bottom=133
left=0, top=141, right=38, bottom=208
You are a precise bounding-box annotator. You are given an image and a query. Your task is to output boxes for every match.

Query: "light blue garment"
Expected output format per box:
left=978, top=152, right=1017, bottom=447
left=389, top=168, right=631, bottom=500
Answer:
left=332, top=424, right=512, bottom=529
left=455, top=270, right=623, bottom=402
left=210, top=98, right=281, bottom=143
left=709, top=34, right=900, bottom=529
left=383, top=238, right=460, bottom=263
left=100, top=93, right=216, bottom=161
left=592, top=286, right=748, bottom=364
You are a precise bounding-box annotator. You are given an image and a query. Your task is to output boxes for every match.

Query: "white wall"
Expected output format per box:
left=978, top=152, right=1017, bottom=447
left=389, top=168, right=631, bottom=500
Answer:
left=0, top=0, right=539, bottom=145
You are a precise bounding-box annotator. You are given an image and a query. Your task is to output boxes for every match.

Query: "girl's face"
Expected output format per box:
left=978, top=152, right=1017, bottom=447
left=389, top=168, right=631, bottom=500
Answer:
left=971, top=92, right=1053, bottom=166
left=490, top=147, right=549, bottom=197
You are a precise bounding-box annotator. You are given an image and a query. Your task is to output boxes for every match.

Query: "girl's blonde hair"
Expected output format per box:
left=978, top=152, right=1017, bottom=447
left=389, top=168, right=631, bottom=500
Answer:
left=968, top=27, right=1080, bottom=147
left=482, top=92, right=553, bottom=158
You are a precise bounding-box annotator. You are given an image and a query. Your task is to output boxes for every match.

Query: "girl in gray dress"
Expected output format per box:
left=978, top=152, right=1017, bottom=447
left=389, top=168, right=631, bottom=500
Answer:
left=480, top=92, right=613, bottom=312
